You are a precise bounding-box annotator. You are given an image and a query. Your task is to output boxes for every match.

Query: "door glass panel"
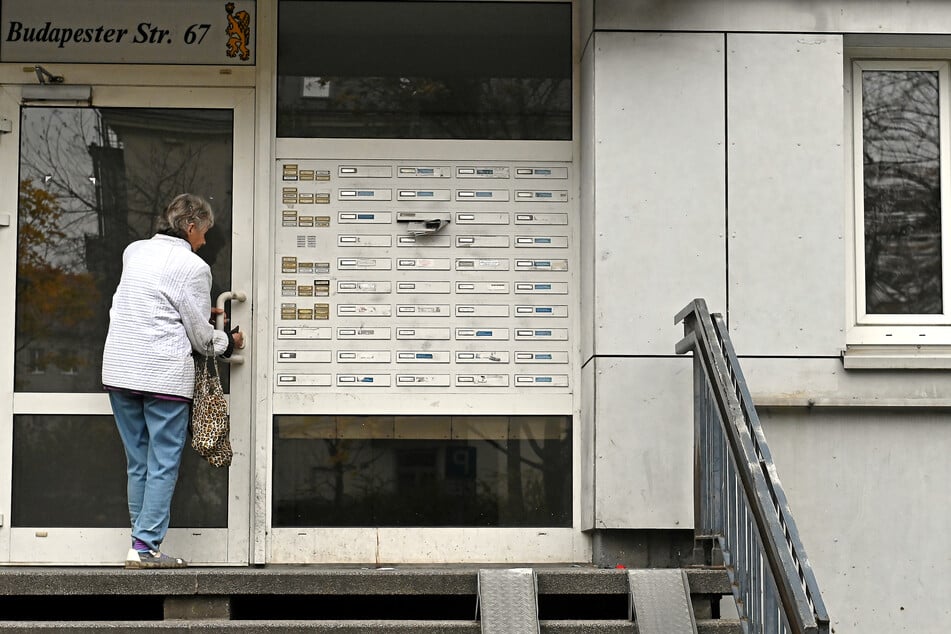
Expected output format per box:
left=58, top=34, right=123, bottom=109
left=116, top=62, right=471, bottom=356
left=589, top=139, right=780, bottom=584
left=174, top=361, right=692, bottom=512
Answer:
left=15, top=107, right=234, bottom=392
left=273, top=415, right=572, bottom=527
left=12, top=415, right=227, bottom=527
left=862, top=70, right=943, bottom=314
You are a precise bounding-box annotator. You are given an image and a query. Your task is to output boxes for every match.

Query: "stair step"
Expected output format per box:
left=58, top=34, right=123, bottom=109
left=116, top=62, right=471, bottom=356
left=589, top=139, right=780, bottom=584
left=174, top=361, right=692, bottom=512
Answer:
left=0, top=619, right=745, bottom=633
left=0, top=567, right=731, bottom=597
left=696, top=620, right=743, bottom=634
left=0, top=622, right=481, bottom=633
left=0, top=567, right=739, bottom=633
left=541, top=622, right=740, bottom=634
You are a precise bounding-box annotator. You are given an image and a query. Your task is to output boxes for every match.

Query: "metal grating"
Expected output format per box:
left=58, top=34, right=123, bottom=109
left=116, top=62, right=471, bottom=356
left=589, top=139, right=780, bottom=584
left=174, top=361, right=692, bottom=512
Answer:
left=478, top=568, right=539, bottom=634
left=628, top=569, right=698, bottom=634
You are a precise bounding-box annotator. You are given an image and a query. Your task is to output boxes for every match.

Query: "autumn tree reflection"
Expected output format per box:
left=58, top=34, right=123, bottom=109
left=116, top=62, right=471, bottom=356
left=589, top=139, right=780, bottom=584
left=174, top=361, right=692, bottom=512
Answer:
left=14, top=180, right=99, bottom=389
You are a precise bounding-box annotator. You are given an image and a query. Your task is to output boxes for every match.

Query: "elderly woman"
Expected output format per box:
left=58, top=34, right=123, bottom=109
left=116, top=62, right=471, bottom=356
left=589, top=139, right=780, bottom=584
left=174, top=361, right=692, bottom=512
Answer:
left=102, top=193, right=244, bottom=569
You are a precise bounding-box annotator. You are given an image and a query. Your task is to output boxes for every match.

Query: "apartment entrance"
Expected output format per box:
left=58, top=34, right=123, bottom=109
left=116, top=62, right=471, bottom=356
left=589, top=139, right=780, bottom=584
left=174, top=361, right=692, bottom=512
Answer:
left=0, top=84, right=255, bottom=565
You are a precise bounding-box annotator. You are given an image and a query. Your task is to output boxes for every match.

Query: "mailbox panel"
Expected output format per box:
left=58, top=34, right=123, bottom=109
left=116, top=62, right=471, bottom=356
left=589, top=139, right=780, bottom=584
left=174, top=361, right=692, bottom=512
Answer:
left=273, top=157, right=574, bottom=398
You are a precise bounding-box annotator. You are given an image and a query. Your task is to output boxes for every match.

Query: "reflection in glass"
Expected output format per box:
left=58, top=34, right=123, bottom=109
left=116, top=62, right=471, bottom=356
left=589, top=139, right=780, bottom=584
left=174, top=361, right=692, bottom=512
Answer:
left=12, top=415, right=227, bottom=528
left=862, top=70, right=943, bottom=314
left=15, top=108, right=234, bottom=392
left=277, top=1, right=571, bottom=139
left=272, top=415, right=572, bottom=527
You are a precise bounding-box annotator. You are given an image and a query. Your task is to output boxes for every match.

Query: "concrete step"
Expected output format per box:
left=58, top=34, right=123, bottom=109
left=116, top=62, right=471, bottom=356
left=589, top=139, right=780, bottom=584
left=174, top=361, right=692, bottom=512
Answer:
left=0, top=620, right=743, bottom=633
left=0, top=623, right=478, bottom=633
left=696, top=620, right=744, bottom=633
left=0, top=567, right=731, bottom=597
left=0, top=566, right=739, bottom=632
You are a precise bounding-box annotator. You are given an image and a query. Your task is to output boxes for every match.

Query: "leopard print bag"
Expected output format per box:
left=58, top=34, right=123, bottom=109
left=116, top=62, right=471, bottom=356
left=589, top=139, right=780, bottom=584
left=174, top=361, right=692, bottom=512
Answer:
left=190, top=349, right=233, bottom=468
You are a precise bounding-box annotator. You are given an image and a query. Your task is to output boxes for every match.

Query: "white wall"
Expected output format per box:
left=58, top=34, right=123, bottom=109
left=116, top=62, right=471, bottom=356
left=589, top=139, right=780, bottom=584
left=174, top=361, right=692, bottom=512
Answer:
left=584, top=31, right=725, bottom=529
left=596, top=0, right=951, bottom=34
left=763, top=408, right=951, bottom=634
left=592, top=31, right=726, bottom=358
left=591, top=357, right=693, bottom=528
left=727, top=33, right=845, bottom=356
left=586, top=2, right=951, bottom=632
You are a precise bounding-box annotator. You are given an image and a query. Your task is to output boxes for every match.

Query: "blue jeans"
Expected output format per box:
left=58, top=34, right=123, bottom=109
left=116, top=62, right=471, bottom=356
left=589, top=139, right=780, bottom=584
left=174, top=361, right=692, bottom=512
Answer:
left=109, top=391, right=189, bottom=552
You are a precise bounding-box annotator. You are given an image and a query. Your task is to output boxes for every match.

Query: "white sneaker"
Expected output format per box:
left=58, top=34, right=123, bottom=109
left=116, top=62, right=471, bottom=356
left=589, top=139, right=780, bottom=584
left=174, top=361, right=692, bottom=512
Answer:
left=125, top=547, right=187, bottom=569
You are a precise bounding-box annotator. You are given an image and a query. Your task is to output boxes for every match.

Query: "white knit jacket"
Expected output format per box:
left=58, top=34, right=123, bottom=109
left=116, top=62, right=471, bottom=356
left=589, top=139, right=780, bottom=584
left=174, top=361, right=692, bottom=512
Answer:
left=102, top=234, right=229, bottom=399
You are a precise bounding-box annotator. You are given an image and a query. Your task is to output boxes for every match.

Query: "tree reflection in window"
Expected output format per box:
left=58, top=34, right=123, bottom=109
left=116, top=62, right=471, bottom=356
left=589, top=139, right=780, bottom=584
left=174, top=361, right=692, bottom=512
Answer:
left=277, top=1, right=572, bottom=140
left=14, top=107, right=233, bottom=393
left=862, top=70, right=942, bottom=315
left=272, top=415, right=572, bottom=527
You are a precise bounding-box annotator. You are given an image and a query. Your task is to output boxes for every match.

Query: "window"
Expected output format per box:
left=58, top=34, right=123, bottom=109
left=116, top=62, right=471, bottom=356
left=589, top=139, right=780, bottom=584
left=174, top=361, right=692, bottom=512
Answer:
left=849, top=60, right=951, bottom=350
left=15, top=106, right=234, bottom=392
left=13, top=415, right=227, bottom=528
left=276, top=1, right=572, bottom=140
left=272, top=415, right=571, bottom=527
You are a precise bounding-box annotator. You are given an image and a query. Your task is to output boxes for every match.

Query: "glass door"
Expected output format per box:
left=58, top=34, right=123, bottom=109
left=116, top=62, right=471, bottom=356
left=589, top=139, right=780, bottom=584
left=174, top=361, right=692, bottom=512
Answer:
left=0, top=85, right=254, bottom=565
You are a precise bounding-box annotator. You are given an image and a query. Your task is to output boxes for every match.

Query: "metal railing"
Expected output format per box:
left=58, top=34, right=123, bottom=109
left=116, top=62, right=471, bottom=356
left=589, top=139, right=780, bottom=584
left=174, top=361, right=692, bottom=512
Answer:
left=676, top=299, right=830, bottom=634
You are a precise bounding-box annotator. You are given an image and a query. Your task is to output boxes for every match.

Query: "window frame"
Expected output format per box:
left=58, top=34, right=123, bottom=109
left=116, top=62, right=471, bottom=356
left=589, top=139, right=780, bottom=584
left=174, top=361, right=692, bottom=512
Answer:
left=848, top=59, right=951, bottom=347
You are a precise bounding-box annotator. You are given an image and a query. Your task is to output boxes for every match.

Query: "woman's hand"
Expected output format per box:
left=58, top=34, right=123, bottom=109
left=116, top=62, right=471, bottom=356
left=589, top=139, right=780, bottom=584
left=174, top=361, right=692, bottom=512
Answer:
left=209, top=307, right=226, bottom=325
left=231, top=326, right=245, bottom=350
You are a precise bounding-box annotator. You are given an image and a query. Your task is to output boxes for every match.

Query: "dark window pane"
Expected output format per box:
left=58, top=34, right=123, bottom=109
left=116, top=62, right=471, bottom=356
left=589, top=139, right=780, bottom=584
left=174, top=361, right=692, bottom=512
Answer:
left=272, top=415, right=571, bottom=527
left=15, top=107, right=234, bottom=392
left=862, top=70, right=943, bottom=314
left=277, top=1, right=572, bottom=139
left=12, top=415, right=227, bottom=528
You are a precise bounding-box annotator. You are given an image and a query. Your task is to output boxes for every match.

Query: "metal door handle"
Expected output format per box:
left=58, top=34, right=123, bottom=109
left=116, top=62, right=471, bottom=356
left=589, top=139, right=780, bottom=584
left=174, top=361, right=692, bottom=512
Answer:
left=215, top=290, right=247, bottom=364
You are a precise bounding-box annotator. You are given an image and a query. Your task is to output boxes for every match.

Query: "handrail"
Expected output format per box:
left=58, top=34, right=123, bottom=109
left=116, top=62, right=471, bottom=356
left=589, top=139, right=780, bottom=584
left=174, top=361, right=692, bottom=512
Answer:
left=676, top=299, right=830, bottom=634
left=215, top=290, right=247, bottom=365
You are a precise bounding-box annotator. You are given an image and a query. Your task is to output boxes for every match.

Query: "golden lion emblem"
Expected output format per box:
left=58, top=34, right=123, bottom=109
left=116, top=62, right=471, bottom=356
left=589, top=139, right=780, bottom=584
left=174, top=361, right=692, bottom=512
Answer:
left=225, top=2, right=251, bottom=61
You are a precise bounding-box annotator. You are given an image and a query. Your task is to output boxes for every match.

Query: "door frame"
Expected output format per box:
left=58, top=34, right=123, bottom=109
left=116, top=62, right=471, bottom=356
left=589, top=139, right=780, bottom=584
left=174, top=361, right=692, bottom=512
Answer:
left=0, top=83, right=256, bottom=565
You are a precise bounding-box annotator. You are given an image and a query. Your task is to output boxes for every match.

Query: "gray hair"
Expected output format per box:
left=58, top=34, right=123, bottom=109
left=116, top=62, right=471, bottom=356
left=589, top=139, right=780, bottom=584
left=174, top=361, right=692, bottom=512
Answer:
left=157, top=193, right=214, bottom=237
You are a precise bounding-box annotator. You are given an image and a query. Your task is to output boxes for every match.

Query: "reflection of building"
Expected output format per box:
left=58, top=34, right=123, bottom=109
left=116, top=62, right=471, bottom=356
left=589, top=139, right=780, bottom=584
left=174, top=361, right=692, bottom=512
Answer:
left=16, top=108, right=235, bottom=392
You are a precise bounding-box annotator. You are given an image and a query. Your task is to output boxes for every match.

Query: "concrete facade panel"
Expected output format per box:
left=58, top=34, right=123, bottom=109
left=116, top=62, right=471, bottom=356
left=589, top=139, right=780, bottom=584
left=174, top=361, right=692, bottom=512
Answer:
left=596, top=0, right=951, bottom=34
left=592, top=357, right=692, bottom=528
left=761, top=408, right=951, bottom=634
left=593, top=32, right=726, bottom=357
left=580, top=360, right=595, bottom=530
left=741, top=357, right=951, bottom=406
left=580, top=33, right=596, bottom=365
left=727, top=33, right=846, bottom=356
